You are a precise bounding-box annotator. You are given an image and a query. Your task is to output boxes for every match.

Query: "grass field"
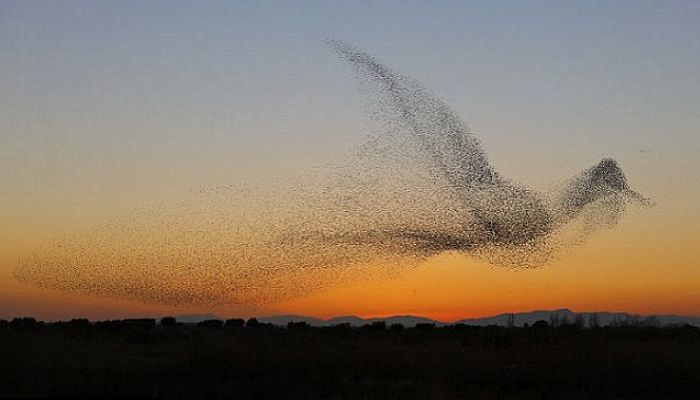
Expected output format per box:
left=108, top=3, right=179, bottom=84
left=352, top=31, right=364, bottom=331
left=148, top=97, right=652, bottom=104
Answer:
left=1, top=318, right=699, bottom=399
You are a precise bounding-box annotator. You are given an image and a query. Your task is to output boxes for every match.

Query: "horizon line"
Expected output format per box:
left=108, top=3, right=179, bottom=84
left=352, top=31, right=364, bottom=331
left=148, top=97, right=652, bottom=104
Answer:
left=5, top=307, right=700, bottom=324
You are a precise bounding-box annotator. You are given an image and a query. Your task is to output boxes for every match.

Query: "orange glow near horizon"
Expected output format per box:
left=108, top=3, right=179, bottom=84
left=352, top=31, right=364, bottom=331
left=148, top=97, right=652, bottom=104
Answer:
left=3, top=206, right=699, bottom=322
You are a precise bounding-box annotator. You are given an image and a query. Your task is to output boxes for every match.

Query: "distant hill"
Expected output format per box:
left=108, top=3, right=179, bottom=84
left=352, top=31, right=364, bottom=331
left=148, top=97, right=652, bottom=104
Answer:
left=255, top=309, right=700, bottom=328
left=456, top=309, right=700, bottom=328
left=259, top=314, right=437, bottom=327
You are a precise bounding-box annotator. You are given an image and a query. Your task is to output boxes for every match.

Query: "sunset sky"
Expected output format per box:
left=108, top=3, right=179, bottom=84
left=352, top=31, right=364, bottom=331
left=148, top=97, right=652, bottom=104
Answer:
left=2, top=0, right=699, bottom=321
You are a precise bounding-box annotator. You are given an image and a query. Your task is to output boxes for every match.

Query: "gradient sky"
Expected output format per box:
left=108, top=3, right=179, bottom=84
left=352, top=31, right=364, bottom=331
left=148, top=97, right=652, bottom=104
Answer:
left=2, top=0, right=699, bottom=321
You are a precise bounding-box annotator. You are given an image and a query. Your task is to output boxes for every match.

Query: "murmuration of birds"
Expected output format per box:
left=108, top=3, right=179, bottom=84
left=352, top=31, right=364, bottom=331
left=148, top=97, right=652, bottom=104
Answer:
left=14, top=40, right=651, bottom=306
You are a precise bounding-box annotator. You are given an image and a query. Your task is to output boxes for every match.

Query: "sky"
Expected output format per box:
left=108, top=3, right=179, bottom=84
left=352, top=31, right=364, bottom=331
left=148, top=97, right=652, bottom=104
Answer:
left=1, top=0, right=699, bottom=321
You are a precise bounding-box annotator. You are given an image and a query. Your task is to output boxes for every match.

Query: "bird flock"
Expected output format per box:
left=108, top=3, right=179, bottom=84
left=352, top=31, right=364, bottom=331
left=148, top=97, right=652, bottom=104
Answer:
left=14, top=41, right=650, bottom=306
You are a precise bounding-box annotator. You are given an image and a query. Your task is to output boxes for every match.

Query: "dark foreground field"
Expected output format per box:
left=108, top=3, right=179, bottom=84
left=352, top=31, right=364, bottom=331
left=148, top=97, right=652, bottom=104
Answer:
left=1, top=318, right=699, bottom=399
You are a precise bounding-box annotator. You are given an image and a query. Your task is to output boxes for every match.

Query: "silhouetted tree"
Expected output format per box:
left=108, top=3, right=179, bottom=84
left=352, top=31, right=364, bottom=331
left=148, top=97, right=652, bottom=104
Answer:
left=415, top=323, right=435, bottom=331
left=246, top=318, right=259, bottom=328
left=326, top=323, right=351, bottom=333
left=197, top=319, right=224, bottom=328
left=225, top=318, right=245, bottom=328
left=10, top=317, right=38, bottom=328
left=532, top=320, right=550, bottom=329
left=287, top=321, right=309, bottom=331
left=390, top=323, right=404, bottom=331
left=453, top=323, right=469, bottom=331
left=160, top=317, right=177, bottom=326
left=122, top=319, right=156, bottom=328
left=362, top=321, right=386, bottom=331
left=67, top=318, right=90, bottom=326
left=94, top=320, right=122, bottom=330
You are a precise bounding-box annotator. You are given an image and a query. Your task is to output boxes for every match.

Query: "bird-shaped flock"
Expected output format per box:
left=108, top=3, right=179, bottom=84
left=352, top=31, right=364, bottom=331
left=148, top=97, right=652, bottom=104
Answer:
left=14, top=41, right=650, bottom=306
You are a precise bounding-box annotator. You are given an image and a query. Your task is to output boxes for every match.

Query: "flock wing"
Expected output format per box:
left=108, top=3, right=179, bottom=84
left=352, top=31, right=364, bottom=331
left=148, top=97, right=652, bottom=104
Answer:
left=328, top=40, right=503, bottom=193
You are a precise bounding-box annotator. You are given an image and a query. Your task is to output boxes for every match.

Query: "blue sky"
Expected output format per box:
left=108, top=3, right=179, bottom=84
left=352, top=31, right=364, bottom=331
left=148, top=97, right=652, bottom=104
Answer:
left=3, top=1, right=699, bottom=190
left=2, top=0, right=700, bottom=319
left=1, top=0, right=698, bottom=235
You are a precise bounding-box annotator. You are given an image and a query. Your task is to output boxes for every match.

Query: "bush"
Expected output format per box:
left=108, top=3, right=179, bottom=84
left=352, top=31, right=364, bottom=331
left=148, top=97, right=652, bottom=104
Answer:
left=225, top=318, right=245, bottom=328
left=197, top=319, right=224, bottom=328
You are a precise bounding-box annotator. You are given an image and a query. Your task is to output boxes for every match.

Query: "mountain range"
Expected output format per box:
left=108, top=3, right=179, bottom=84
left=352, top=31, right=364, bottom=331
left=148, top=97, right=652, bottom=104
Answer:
left=175, top=309, right=700, bottom=327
